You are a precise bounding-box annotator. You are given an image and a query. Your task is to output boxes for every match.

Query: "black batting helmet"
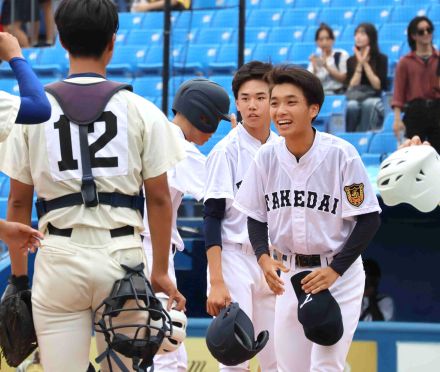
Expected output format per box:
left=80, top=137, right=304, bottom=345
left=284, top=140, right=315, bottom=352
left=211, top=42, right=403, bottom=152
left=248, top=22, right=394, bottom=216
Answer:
left=172, top=78, right=231, bottom=133
left=94, top=263, right=170, bottom=372
left=206, top=302, right=269, bottom=366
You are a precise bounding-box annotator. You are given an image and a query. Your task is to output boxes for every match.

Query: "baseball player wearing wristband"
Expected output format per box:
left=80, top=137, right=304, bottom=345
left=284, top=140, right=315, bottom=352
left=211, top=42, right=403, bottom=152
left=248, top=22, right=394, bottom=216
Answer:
left=204, top=61, right=278, bottom=372
left=0, top=1, right=186, bottom=371
left=234, top=65, right=381, bottom=372
left=143, top=78, right=231, bottom=372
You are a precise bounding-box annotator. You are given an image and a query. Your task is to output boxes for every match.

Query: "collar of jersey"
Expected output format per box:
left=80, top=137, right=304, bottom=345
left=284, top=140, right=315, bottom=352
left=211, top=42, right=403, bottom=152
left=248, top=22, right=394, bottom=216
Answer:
left=67, top=72, right=106, bottom=79
left=237, top=122, right=275, bottom=152
left=282, top=129, right=321, bottom=166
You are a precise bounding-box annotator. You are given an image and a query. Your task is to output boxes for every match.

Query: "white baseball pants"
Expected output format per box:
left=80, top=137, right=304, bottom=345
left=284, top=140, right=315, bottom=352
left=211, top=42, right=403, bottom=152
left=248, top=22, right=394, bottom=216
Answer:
left=32, top=226, right=150, bottom=372
left=274, top=256, right=365, bottom=372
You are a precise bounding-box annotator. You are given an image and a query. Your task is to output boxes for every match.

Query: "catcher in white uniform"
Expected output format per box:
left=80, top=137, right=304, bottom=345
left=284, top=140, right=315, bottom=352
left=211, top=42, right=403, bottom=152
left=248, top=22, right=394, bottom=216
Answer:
left=234, top=65, right=381, bottom=372
left=142, top=78, right=231, bottom=372
left=204, top=61, right=278, bottom=372
left=0, top=0, right=186, bottom=371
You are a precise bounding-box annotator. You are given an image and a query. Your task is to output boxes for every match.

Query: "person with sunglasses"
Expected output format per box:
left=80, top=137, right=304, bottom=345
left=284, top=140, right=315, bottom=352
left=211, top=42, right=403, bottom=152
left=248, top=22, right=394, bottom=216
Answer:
left=392, top=16, right=440, bottom=153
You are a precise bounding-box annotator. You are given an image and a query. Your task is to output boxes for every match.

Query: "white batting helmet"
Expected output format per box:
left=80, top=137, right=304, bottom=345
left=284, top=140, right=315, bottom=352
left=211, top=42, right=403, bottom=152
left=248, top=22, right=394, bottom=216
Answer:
left=151, top=293, right=187, bottom=354
left=377, top=145, right=440, bottom=212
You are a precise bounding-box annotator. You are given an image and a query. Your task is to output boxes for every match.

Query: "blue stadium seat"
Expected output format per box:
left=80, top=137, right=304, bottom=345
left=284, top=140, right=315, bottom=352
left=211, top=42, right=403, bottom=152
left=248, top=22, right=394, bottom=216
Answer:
left=210, top=75, right=233, bottom=95
left=246, top=0, right=262, bottom=10
left=361, top=153, right=381, bottom=166
left=390, top=5, right=431, bottom=23
left=382, top=113, right=395, bottom=133
left=367, top=0, right=403, bottom=6
left=252, top=43, right=291, bottom=64
left=294, top=0, right=330, bottom=8
left=318, top=7, right=356, bottom=26
left=281, top=9, right=320, bottom=27
left=198, top=134, right=224, bottom=156
left=336, top=132, right=374, bottom=155
left=268, top=26, right=305, bottom=43
left=0, top=48, right=40, bottom=76
left=173, top=10, right=214, bottom=29
left=137, top=46, right=182, bottom=75
left=315, top=95, right=346, bottom=133
left=107, top=46, right=147, bottom=76
left=132, top=76, right=163, bottom=98
left=126, top=29, right=163, bottom=47
left=353, top=6, right=392, bottom=24
left=334, top=41, right=353, bottom=54
left=302, top=26, right=318, bottom=43
left=174, top=44, right=219, bottom=74
left=379, top=23, right=407, bottom=42
left=0, top=177, right=10, bottom=198
left=340, top=24, right=357, bottom=42
left=115, top=29, right=129, bottom=46
left=0, top=198, right=7, bottom=220
left=0, top=79, right=19, bottom=95
left=211, top=9, right=238, bottom=28
left=289, top=42, right=317, bottom=67
left=33, top=48, right=68, bottom=77
left=209, top=44, right=253, bottom=74
left=380, top=41, right=403, bottom=71
left=141, top=12, right=167, bottom=29
left=196, top=28, right=235, bottom=44
left=247, top=9, right=284, bottom=28
left=171, top=29, right=198, bottom=46
left=428, top=4, right=440, bottom=20
left=330, top=0, right=364, bottom=7
left=118, top=13, right=144, bottom=30
left=259, top=0, right=294, bottom=8
left=246, top=27, right=270, bottom=44
left=191, top=0, right=229, bottom=8
left=368, top=132, right=398, bottom=154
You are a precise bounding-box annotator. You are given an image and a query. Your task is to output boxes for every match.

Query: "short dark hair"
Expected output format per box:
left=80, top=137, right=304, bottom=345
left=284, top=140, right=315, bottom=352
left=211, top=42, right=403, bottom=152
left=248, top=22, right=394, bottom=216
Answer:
left=232, top=61, right=273, bottom=99
left=55, top=0, right=119, bottom=58
left=315, top=23, right=335, bottom=41
left=265, top=65, right=324, bottom=121
left=407, top=16, right=434, bottom=51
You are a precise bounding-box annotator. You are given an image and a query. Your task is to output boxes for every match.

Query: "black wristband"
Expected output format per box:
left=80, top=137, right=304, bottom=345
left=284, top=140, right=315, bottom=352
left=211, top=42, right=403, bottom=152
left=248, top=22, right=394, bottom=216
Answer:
left=9, top=275, right=30, bottom=291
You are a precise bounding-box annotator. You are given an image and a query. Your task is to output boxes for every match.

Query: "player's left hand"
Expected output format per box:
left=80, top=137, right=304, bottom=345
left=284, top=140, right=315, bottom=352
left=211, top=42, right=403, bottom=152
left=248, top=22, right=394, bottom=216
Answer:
left=301, top=267, right=340, bottom=294
left=258, top=254, right=289, bottom=295
left=0, top=221, right=43, bottom=255
left=151, top=272, right=186, bottom=312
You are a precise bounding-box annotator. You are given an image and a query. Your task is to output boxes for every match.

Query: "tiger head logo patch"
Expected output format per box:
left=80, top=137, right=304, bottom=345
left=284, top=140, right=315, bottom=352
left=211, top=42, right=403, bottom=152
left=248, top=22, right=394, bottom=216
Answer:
left=344, top=183, right=364, bottom=207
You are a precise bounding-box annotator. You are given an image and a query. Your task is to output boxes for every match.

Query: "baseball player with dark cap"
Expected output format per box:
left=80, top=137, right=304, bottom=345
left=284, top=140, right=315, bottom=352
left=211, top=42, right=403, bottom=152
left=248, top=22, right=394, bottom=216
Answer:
left=0, top=0, right=186, bottom=370
left=234, top=65, right=381, bottom=371
left=142, top=78, right=231, bottom=372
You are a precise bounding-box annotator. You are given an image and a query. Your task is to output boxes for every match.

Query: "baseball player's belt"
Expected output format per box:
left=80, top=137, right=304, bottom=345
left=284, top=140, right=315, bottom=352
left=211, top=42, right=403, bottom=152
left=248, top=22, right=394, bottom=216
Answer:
left=277, top=253, right=323, bottom=268
left=47, top=222, right=134, bottom=238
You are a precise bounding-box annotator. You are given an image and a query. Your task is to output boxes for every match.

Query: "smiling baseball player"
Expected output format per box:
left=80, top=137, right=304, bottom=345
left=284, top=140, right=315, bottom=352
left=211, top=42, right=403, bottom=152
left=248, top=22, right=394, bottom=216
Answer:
left=142, top=78, right=231, bottom=372
left=204, top=61, right=278, bottom=372
left=234, top=65, right=381, bottom=372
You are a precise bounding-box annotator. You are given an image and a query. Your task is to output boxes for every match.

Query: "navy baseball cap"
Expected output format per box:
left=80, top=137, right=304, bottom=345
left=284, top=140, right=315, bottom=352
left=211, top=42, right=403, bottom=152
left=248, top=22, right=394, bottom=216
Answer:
left=291, top=271, right=343, bottom=346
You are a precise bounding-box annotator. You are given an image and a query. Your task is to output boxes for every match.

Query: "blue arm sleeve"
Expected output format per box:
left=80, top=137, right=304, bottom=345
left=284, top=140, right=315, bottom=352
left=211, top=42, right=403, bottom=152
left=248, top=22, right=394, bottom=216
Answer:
left=203, top=198, right=226, bottom=250
left=9, top=57, right=51, bottom=124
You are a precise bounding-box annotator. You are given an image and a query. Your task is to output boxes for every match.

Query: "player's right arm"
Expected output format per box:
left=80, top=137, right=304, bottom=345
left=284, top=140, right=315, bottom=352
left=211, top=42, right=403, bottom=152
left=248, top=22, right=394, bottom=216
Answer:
left=206, top=244, right=231, bottom=316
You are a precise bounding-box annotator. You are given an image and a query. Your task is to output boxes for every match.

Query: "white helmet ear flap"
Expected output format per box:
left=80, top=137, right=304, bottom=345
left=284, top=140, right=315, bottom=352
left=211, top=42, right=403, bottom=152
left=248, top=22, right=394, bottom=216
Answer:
left=150, top=292, right=187, bottom=354
left=377, top=145, right=440, bottom=212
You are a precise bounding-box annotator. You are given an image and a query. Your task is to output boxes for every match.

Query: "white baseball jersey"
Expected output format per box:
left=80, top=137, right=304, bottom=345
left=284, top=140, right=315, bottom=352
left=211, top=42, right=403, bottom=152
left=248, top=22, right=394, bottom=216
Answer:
left=0, top=77, right=186, bottom=232
left=204, top=123, right=278, bottom=247
left=234, top=131, right=381, bottom=256
left=142, top=124, right=206, bottom=251
left=0, top=90, right=20, bottom=142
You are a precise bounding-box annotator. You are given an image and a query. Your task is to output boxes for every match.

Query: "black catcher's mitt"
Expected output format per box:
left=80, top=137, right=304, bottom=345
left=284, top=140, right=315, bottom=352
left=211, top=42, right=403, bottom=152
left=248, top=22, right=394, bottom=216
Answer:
left=0, top=275, right=37, bottom=367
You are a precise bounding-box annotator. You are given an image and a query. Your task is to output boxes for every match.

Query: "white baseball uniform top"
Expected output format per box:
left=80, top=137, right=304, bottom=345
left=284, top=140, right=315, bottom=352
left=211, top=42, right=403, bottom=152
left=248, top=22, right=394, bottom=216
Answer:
left=142, top=124, right=206, bottom=251
left=307, top=49, right=349, bottom=93
left=0, top=90, right=20, bottom=142
left=204, top=123, right=278, bottom=247
left=0, top=77, right=186, bottom=232
left=234, top=130, right=381, bottom=256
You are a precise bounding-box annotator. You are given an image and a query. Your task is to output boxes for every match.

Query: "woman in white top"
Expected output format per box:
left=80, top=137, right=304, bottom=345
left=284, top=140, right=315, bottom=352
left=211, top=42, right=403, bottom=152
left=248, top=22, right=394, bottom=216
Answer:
left=308, top=23, right=349, bottom=95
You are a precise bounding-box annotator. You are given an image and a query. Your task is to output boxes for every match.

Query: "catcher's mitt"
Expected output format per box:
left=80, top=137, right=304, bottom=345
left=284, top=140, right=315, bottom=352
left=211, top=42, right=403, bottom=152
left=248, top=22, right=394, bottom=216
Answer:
left=0, top=275, right=37, bottom=367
